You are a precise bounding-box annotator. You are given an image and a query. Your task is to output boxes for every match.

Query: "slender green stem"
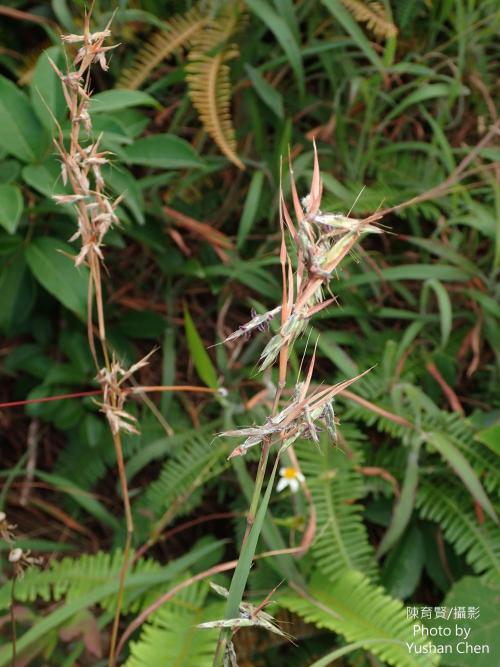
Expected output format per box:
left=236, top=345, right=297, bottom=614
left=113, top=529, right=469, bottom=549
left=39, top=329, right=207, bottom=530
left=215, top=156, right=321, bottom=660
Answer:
left=212, top=443, right=271, bottom=666
left=213, top=452, right=281, bottom=666
left=241, top=439, right=271, bottom=545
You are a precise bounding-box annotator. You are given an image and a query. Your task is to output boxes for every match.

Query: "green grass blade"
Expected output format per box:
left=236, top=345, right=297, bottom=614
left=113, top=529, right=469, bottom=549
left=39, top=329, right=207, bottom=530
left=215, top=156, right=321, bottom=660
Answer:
left=426, top=432, right=498, bottom=523
left=246, top=0, right=305, bottom=95
left=237, top=170, right=265, bottom=249
left=377, top=440, right=421, bottom=558
left=184, top=304, right=218, bottom=389
left=420, top=279, right=452, bottom=348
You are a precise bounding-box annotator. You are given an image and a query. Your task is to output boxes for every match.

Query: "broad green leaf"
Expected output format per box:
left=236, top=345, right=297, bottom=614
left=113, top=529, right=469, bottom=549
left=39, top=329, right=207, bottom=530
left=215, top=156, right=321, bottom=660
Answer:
left=30, top=47, right=67, bottom=131
left=25, top=237, right=89, bottom=318
left=426, top=432, right=497, bottom=523
left=22, top=157, right=68, bottom=199
left=237, top=170, right=264, bottom=248
left=321, top=0, right=383, bottom=71
left=0, top=252, right=32, bottom=332
left=124, top=134, right=204, bottom=169
left=0, top=75, right=48, bottom=162
left=103, top=165, right=145, bottom=224
left=0, top=183, right=23, bottom=233
left=246, top=0, right=304, bottom=96
left=51, top=0, right=74, bottom=31
left=0, top=159, right=21, bottom=184
left=429, top=577, right=499, bottom=666
left=475, top=424, right=500, bottom=455
left=89, top=90, right=158, bottom=113
left=184, top=304, right=218, bottom=389
left=100, top=8, right=167, bottom=30
left=421, top=279, right=452, bottom=347
left=245, top=65, right=284, bottom=119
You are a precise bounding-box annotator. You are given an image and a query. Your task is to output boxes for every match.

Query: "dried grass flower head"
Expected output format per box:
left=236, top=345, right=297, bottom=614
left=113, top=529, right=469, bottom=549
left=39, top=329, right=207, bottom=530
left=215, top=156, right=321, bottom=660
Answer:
left=222, top=143, right=386, bottom=372
left=198, top=583, right=292, bottom=641
left=62, top=10, right=117, bottom=73
left=9, top=547, right=42, bottom=580
left=95, top=349, right=156, bottom=435
left=0, top=511, right=16, bottom=545
left=221, top=346, right=371, bottom=459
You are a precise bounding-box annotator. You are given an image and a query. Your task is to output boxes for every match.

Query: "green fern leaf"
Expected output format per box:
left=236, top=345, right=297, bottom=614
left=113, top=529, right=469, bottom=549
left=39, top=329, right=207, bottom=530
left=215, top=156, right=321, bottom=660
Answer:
left=280, top=570, right=438, bottom=666
left=0, top=550, right=160, bottom=613
left=296, top=432, right=377, bottom=581
left=125, top=580, right=223, bottom=667
left=416, top=481, right=500, bottom=585
left=135, top=425, right=228, bottom=541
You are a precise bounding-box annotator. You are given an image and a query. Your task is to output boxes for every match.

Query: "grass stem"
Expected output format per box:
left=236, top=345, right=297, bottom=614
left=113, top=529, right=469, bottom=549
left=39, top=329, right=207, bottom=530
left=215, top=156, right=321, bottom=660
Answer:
left=107, top=430, right=134, bottom=666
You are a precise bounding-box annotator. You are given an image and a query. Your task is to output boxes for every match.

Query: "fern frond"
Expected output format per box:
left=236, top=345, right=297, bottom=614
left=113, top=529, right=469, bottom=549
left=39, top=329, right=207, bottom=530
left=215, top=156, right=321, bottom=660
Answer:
left=135, top=425, right=228, bottom=540
left=125, top=580, right=223, bottom=667
left=416, top=481, right=500, bottom=586
left=296, top=434, right=377, bottom=581
left=342, top=398, right=410, bottom=447
left=117, top=7, right=207, bottom=90
left=341, top=0, right=398, bottom=39
left=280, top=570, right=438, bottom=666
left=0, top=550, right=160, bottom=612
left=55, top=426, right=114, bottom=490
left=186, top=8, right=245, bottom=169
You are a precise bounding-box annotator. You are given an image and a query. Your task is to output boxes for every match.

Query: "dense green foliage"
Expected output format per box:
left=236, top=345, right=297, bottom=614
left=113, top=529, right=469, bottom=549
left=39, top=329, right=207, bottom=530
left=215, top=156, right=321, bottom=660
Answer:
left=0, top=1, right=499, bottom=665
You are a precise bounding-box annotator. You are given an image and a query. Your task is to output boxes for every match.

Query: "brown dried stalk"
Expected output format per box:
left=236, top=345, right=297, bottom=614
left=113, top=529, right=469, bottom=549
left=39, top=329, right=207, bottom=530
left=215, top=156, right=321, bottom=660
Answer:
left=49, top=11, right=142, bottom=666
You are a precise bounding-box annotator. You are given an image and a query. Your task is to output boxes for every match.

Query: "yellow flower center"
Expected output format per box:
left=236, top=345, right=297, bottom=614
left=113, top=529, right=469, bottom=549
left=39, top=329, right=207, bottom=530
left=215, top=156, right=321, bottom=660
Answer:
left=283, top=467, right=298, bottom=480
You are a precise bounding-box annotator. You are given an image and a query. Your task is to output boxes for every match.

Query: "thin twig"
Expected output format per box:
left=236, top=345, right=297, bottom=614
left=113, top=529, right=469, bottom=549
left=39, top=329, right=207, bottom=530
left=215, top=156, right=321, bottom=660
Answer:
left=0, top=6, right=55, bottom=26
left=0, top=385, right=217, bottom=409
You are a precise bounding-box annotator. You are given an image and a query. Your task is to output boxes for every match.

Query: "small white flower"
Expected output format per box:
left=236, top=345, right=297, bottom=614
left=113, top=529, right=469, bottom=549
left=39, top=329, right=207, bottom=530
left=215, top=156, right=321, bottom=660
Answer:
left=276, top=467, right=305, bottom=494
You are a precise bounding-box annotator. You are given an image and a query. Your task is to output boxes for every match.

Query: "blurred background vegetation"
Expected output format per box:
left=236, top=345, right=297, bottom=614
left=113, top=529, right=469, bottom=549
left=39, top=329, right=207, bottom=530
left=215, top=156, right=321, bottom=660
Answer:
left=0, top=1, right=499, bottom=665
